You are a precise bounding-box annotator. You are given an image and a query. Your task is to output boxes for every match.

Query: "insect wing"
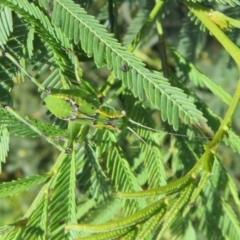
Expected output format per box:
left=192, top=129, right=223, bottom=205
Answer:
left=94, top=105, right=125, bottom=129
left=63, top=89, right=100, bottom=116
left=44, top=88, right=100, bottom=120
left=44, top=94, right=77, bottom=120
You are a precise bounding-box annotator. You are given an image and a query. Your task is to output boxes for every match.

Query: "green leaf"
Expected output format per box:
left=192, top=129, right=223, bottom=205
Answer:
left=118, top=174, right=193, bottom=199
left=0, top=125, right=9, bottom=173
left=0, top=173, right=50, bottom=199
left=156, top=182, right=195, bottom=238
left=221, top=198, right=240, bottom=239
left=22, top=193, right=48, bottom=240
left=66, top=198, right=165, bottom=232
left=0, top=6, right=13, bottom=47
left=48, top=153, right=80, bottom=239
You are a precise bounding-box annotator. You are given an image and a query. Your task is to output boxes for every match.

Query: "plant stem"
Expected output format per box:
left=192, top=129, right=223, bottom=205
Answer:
left=206, top=78, right=240, bottom=149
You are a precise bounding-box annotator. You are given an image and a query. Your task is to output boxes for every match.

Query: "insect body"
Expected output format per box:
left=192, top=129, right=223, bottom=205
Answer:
left=44, top=87, right=127, bottom=130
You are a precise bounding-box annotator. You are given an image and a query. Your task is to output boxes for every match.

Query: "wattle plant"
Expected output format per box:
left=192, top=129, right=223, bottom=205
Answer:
left=0, top=0, right=240, bottom=239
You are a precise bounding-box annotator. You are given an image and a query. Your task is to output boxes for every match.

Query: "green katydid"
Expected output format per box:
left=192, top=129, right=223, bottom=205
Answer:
left=43, top=87, right=127, bottom=130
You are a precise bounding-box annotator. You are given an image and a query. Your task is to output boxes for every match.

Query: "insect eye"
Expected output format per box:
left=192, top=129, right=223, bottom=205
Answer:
left=120, top=65, right=129, bottom=72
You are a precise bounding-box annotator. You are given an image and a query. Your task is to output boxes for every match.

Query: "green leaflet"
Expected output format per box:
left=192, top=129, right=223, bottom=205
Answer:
left=171, top=48, right=232, bottom=105
left=118, top=174, right=193, bottom=198
left=22, top=193, right=48, bottom=239
left=65, top=198, right=165, bottom=232
left=74, top=226, right=133, bottom=240
left=183, top=171, right=210, bottom=217
left=122, top=228, right=138, bottom=240
left=156, top=182, right=195, bottom=239
left=136, top=208, right=167, bottom=239
left=0, top=173, right=51, bottom=199
left=0, top=125, right=9, bottom=173
left=48, top=153, right=78, bottom=238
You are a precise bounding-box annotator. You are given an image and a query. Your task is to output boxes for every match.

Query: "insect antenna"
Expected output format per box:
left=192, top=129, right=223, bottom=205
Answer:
left=126, top=126, right=150, bottom=147
left=128, top=118, right=211, bottom=140
left=126, top=121, right=182, bottom=181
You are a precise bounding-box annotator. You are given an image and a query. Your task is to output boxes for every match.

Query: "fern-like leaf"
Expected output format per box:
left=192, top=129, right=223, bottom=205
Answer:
left=156, top=182, right=195, bottom=239
left=1, top=0, right=76, bottom=90
left=78, top=140, right=109, bottom=199
left=136, top=208, right=166, bottom=239
left=48, top=153, right=79, bottom=239
left=220, top=198, right=240, bottom=239
left=22, top=193, right=48, bottom=240
left=197, top=160, right=240, bottom=239
left=0, top=6, right=12, bottom=47
left=122, top=92, right=167, bottom=188
left=104, top=130, right=146, bottom=215
left=0, top=125, right=9, bottom=172
left=1, top=227, right=22, bottom=240
left=0, top=107, right=69, bottom=139
left=0, top=173, right=50, bottom=199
